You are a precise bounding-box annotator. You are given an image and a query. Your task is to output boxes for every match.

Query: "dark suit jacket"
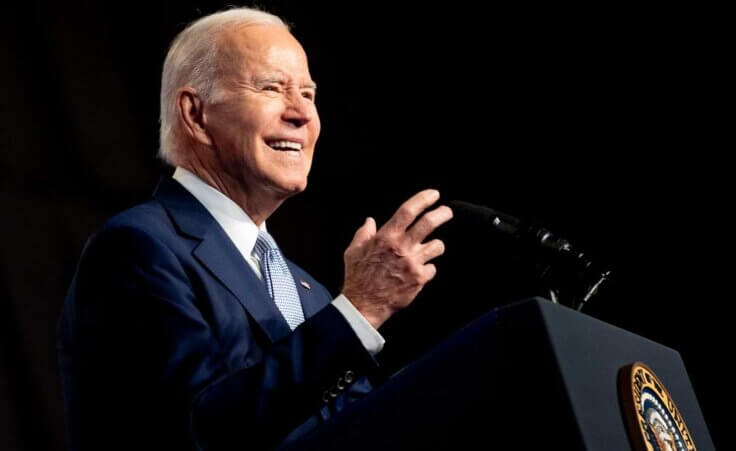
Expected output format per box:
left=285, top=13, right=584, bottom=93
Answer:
left=58, top=177, right=379, bottom=451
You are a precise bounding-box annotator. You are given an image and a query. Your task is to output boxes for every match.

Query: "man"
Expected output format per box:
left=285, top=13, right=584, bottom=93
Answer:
left=58, top=7, right=452, bottom=451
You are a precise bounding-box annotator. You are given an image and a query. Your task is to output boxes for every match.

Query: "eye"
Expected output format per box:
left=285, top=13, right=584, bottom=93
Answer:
left=262, top=84, right=282, bottom=93
left=301, top=90, right=316, bottom=102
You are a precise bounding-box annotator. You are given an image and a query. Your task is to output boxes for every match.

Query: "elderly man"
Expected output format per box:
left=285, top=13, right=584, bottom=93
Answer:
left=58, top=7, right=452, bottom=451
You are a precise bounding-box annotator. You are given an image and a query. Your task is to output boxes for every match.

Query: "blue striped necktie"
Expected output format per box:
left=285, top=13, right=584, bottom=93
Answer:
left=253, top=230, right=305, bottom=330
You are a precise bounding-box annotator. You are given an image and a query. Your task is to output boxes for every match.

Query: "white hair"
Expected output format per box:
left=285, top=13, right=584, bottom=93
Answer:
left=158, top=7, right=289, bottom=164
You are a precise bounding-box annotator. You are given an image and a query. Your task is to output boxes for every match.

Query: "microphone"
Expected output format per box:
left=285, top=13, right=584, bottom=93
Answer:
left=447, top=200, right=611, bottom=310
left=447, top=200, right=573, bottom=254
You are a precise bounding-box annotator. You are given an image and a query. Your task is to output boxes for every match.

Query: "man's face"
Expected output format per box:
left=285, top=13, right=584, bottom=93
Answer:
left=204, top=24, right=320, bottom=200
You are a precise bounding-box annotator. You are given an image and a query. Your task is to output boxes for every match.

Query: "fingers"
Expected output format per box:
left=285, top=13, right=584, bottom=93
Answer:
left=420, top=263, right=437, bottom=284
left=383, top=189, right=440, bottom=234
left=381, top=190, right=453, bottom=247
left=348, top=217, right=376, bottom=249
left=416, top=239, right=446, bottom=263
left=406, top=205, right=453, bottom=245
left=341, top=198, right=446, bottom=328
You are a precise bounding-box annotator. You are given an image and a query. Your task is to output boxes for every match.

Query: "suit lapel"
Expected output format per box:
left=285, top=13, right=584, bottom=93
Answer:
left=193, top=231, right=293, bottom=342
left=154, top=177, right=292, bottom=343
left=286, top=260, right=332, bottom=319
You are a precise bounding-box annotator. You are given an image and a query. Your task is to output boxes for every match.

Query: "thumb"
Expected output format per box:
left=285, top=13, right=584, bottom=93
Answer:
left=349, top=217, right=376, bottom=248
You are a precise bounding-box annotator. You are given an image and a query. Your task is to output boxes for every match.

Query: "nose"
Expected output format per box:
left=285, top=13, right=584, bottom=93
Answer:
left=282, top=90, right=315, bottom=128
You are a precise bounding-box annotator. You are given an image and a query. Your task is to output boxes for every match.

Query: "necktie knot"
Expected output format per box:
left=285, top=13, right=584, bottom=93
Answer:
left=254, top=230, right=278, bottom=260
left=253, top=230, right=304, bottom=330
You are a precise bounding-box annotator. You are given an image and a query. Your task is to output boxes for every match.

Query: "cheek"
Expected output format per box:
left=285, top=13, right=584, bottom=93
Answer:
left=248, top=100, right=285, bottom=128
left=311, top=113, right=322, bottom=142
left=211, top=110, right=252, bottom=150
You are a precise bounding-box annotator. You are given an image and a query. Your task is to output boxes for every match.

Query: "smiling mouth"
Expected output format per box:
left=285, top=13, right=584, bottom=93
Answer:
left=265, top=140, right=303, bottom=152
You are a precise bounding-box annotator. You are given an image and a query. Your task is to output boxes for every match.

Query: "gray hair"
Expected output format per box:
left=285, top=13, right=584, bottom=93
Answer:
left=158, top=7, right=288, bottom=164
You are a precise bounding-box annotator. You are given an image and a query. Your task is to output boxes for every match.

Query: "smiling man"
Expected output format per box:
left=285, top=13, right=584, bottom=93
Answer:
left=168, top=20, right=321, bottom=223
left=58, top=7, right=452, bottom=451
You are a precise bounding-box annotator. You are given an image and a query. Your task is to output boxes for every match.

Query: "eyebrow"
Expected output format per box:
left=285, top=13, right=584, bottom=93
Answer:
left=256, top=74, right=317, bottom=91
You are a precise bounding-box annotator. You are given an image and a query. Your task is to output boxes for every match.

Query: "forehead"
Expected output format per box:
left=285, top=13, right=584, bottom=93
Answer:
left=219, top=24, right=312, bottom=80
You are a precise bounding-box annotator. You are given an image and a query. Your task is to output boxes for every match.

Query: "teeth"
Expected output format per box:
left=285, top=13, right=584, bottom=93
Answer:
left=268, top=140, right=302, bottom=151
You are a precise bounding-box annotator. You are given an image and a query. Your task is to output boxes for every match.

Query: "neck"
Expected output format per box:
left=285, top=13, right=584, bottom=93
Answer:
left=180, top=162, right=284, bottom=227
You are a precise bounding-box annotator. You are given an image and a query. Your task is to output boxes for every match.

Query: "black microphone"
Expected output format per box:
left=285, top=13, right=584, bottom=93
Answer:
left=447, top=200, right=572, bottom=254
left=447, top=200, right=610, bottom=310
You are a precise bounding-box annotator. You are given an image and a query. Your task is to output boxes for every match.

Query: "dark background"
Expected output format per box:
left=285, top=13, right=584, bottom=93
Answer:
left=1, top=2, right=728, bottom=450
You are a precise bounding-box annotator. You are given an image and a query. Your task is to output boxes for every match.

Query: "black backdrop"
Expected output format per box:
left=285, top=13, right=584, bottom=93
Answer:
left=1, top=2, right=727, bottom=450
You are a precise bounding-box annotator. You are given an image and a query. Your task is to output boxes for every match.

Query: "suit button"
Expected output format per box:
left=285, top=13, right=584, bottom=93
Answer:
left=322, top=390, right=331, bottom=403
left=329, top=387, right=340, bottom=398
left=344, top=370, right=355, bottom=384
left=336, top=376, right=346, bottom=390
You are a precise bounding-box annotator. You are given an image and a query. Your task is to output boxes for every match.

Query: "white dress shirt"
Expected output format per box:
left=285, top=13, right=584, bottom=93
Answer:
left=172, top=167, right=385, bottom=355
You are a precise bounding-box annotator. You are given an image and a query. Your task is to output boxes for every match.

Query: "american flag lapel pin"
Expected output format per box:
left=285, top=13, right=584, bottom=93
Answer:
left=299, top=280, right=311, bottom=290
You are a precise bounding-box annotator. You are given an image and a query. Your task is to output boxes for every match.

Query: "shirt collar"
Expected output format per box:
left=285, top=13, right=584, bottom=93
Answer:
left=172, top=166, right=266, bottom=257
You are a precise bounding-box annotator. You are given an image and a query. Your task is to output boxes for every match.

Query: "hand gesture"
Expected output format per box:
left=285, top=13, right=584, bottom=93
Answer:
left=342, top=190, right=453, bottom=328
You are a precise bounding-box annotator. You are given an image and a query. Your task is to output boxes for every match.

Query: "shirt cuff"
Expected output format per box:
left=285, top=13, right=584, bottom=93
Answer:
left=331, top=294, right=385, bottom=356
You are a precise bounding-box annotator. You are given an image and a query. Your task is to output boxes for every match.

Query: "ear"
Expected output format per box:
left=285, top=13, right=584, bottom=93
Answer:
left=177, top=88, right=213, bottom=146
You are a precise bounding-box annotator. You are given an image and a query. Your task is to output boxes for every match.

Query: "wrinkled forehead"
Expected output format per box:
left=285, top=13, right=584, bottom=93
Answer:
left=216, top=24, right=312, bottom=82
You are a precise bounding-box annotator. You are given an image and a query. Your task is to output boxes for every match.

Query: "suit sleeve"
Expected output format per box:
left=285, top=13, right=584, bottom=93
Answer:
left=66, top=224, right=379, bottom=450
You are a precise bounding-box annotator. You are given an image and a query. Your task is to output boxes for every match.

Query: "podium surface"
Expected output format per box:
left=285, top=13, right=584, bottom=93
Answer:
left=285, top=299, right=714, bottom=450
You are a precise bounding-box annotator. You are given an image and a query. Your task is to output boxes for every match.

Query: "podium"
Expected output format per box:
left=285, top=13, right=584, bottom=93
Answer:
left=284, top=298, right=714, bottom=450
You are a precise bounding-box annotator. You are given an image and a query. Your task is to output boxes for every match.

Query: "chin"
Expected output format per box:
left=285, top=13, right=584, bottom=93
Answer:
left=271, top=178, right=308, bottom=198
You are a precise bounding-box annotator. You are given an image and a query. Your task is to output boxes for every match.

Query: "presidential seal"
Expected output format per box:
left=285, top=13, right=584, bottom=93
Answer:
left=618, top=362, right=696, bottom=451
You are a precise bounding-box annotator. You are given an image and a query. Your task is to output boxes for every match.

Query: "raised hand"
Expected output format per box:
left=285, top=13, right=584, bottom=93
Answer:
left=342, top=189, right=453, bottom=329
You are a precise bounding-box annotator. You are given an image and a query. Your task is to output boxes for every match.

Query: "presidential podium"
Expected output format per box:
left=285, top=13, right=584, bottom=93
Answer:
left=285, top=298, right=714, bottom=450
